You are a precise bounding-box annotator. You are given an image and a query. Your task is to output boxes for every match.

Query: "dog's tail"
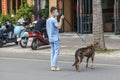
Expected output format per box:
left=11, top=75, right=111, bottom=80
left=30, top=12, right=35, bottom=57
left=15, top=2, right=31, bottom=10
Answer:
left=72, top=63, right=75, bottom=66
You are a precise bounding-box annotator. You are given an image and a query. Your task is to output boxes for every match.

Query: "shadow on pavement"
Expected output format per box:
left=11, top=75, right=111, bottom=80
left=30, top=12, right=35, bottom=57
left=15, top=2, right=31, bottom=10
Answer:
left=3, top=44, right=17, bottom=48
left=37, top=46, right=50, bottom=50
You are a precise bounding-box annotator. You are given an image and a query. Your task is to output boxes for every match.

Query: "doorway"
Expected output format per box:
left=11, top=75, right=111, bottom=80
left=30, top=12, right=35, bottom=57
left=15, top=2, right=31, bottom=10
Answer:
left=57, top=0, right=92, bottom=33
left=114, top=0, right=120, bottom=34
left=76, top=0, right=92, bottom=33
left=102, top=0, right=114, bottom=32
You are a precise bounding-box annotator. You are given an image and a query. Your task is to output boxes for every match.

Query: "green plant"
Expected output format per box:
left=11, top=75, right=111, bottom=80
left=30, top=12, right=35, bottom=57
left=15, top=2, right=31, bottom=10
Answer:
left=0, top=14, right=10, bottom=23
left=38, top=0, right=49, bottom=17
left=17, top=2, right=34, bottom=22
left=95, top=49, right=119, bottom=54
left=38, top=8, right=49, bottom=17
left=0, top=14, right=17, bottom=24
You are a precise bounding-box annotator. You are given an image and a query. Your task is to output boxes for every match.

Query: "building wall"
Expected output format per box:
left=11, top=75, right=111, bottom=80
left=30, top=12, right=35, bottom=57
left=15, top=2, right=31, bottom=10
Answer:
left=27, top=0, right=46, bottom=8
left=49, top=0, right=72, bottom=32
left=49, top=0, right=56, bottom=8
left=49, top=0, right=115, bottom=32
left=27, top=0, right=34, bottom=6
left=49, top=0, right=56, bottom=15
left=0, top=0, right=24, bottom=14
left=1, top=0, right=35, bottom=15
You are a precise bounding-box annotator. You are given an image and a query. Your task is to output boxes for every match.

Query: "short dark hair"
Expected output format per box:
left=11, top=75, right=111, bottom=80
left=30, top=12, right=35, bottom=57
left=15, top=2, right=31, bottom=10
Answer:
left=50, top=7, right=57, bottom=13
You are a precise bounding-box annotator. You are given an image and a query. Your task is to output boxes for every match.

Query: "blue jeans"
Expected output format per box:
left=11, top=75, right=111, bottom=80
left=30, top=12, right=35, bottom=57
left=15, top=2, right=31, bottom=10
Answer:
left=50, top=40, right=60, bottom=67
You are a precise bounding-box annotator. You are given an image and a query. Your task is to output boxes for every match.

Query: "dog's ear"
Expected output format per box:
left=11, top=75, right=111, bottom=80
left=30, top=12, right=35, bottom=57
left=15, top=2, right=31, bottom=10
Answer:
left=87, top=44, right=93, bottom=47
left=87, top=42, right=98, bottom=47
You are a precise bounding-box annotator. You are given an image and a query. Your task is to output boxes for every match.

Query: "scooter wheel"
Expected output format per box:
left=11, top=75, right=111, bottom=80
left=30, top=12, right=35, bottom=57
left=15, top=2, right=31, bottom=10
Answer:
left=20, top=39, right=27, bottom=48
left=31, top=38, right=40, bottom=50
left=0, top=39, right=3, bottom=48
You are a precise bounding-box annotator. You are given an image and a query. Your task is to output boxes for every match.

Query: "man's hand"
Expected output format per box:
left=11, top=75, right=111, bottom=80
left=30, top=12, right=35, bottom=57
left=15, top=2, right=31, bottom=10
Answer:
left=60, top=15, right=64, bottom=20
left=57, top=15, right=64, bottom=29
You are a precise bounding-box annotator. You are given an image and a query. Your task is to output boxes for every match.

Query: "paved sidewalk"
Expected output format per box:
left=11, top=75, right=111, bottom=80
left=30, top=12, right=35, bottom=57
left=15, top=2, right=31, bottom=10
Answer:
left=0, top=33, right=120, bottom=57
left=60, top=32, right=120, bottom=49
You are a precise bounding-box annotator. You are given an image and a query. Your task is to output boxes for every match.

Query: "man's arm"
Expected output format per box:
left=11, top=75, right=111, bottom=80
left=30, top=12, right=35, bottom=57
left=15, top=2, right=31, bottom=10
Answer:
left=57, top=15, right=64, bottom=29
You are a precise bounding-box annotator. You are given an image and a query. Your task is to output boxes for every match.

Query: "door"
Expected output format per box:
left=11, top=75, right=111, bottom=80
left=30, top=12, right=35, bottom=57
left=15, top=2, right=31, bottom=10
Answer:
left=114, top=0, right=120, bottom=35
left=77, top=0, right=92, bottom=34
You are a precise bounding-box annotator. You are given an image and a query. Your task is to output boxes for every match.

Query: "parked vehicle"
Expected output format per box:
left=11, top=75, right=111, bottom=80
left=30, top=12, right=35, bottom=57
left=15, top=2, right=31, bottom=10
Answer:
left=30, top=30, right=49, bottom=50
left=14, top=22, right=33, bottom=48
left=14, top=18, right=49, bottom=50
left=0, top=21, right=18, bottom=47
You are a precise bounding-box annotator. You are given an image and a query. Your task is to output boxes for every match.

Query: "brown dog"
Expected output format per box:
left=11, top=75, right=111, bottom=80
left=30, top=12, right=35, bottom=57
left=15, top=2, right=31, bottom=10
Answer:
left=72, top=42, right=98, bottom=72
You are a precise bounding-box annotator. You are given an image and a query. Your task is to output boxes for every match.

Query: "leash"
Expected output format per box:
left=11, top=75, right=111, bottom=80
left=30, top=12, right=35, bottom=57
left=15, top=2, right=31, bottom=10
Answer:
left=64, top=17, right=87, bottom=44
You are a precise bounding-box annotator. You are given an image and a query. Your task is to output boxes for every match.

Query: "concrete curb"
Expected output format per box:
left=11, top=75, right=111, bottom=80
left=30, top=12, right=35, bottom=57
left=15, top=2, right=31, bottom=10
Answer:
left=1, top=47, right=120, bottom=58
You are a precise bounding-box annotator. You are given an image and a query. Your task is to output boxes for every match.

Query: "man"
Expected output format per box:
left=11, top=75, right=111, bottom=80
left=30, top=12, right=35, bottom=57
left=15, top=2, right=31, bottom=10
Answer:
left=46, top=7, right=64, bottom=71
left=34, top=16, right=46, bottom=34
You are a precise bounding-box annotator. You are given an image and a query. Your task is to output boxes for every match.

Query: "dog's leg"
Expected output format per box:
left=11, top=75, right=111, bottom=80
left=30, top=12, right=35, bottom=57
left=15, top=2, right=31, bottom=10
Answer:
left=91, top=55, right=95, bottom=69
left=86, top=57, right=90, bottom=68
left=77, top=56, right=83, bottom=72
left=74, top=58, right=79, bottom=71
left=76, top=62, right=80, bottom=72
left=75, top=65, right=78, bottom=71
left=76, top=56, right=81, bottom=72
left=76, top=61, right=80, bottom=72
